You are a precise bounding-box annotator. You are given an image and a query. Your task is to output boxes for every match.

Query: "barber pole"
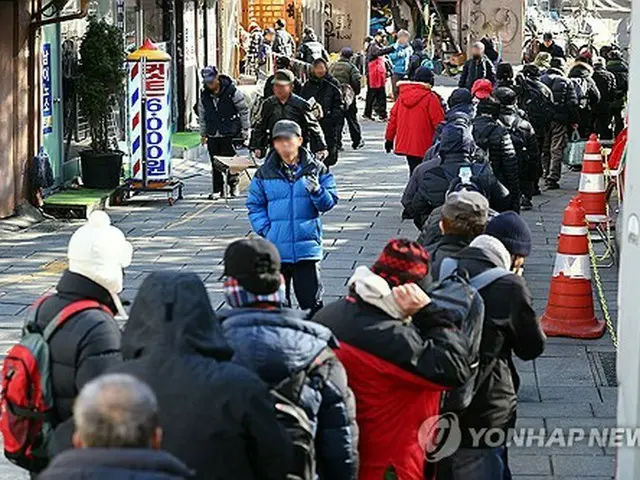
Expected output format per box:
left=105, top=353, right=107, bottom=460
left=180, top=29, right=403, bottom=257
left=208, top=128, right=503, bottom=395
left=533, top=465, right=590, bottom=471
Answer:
left=540, top=196, right=605, bottom=339
left=127, top=40, right=172, bottom=183
left=578, top=134, right=608, bottom=225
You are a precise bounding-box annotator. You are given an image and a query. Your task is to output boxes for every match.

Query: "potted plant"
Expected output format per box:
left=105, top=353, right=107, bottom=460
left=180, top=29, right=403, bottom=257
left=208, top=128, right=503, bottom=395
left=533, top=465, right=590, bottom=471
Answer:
left=77, top=17, right=126, bottom=189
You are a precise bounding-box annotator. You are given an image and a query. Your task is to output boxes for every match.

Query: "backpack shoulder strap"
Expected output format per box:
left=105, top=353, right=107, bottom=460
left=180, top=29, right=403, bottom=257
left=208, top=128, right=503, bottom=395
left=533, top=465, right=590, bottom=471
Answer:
left=42, top=300, right=111, bottom=342
left=439, top=257, right=459, bottom=280
left=23, top=295, right=51, bottom=333
left=469, top=267, right=511, bottom=291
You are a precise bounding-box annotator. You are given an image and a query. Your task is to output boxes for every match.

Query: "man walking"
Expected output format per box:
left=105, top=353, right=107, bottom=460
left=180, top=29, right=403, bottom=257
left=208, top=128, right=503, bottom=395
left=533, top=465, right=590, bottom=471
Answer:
left=538, top=32, right=566, bottom=59
left=591, top=57, right=617, bottom=140
left=459, top=42, right=496, bottom=90
left=541, top=57, right=579, bottom=189
left=330, top=47, right=364, bottom=150
left=198, top=66, right=249, bottom=199
left=247, top=120, right=338, bottom=313
left=272, top=19, right=295, bottom=57
left=250, top=69, right=328, bottom=160
left=388, top=29, right=413, bottom=98
left=297, top=27, right=329, bottom=64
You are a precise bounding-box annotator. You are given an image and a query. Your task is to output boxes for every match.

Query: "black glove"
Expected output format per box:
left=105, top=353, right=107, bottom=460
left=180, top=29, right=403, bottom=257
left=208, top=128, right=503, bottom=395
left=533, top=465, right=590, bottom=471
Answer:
left=385, top=140, right=393, bottom=153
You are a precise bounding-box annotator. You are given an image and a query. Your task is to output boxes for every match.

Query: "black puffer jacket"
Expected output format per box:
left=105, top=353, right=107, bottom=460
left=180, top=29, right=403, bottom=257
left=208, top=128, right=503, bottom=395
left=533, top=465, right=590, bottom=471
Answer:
left=592, top=64, right=617, bottom=113
left=540, top=67, right=579, bottom=124
left=110, top=272, right=292, bottom=480
left=499, top=105, right=540, bottom=184
left=607, top=58, right=629, bottom=107
left=407, top=40, right=430, bottom=80
left=40, top=448, right=194, bottom=480
left=301, top=73, right=345, bottom=145
left=459, top=56, right=496, bottom=90
left=568, top=62, right=601, bottom=111
left=297, top=37, right=329, bottom=64
left=35, top=271, right=122, bottom=431
left=250, top=93, right=327, bottom=153
left=451, top=245, right=545, bottom=447
left=472, top=114, right=520, bottom=212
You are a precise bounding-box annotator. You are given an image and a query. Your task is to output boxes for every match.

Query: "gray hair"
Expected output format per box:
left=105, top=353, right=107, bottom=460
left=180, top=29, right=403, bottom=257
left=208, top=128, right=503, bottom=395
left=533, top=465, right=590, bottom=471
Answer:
left=472, top=41, right=485, bottom=52
left=74, top=374, right=159, bottom=448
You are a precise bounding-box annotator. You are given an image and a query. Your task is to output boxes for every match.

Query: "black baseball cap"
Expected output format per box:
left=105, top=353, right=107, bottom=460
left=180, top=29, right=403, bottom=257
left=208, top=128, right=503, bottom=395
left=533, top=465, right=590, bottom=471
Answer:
left=223, top=238, right=282, bottom=294
left=272, top=69, right=295, bottom=85
left=272, top=119, right=302, bottom=139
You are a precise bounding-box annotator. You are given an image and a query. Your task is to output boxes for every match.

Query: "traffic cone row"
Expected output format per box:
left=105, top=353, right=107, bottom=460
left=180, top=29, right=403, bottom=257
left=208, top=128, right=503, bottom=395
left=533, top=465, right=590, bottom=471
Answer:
left=540, top=196, right=605, bottom=339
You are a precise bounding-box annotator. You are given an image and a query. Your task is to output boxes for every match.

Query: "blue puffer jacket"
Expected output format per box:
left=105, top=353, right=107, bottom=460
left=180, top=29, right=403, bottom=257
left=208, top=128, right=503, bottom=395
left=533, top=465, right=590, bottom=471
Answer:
left=389, top=42, right=413, bottom=75
left=220, top=307, right=359, bottom=480
left=246, top=149, right=338, bottom=263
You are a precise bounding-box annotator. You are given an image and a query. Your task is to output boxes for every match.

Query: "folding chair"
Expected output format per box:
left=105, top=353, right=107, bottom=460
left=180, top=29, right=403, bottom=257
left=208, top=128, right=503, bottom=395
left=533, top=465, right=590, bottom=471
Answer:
left=212, top=155, right=257, bottom=207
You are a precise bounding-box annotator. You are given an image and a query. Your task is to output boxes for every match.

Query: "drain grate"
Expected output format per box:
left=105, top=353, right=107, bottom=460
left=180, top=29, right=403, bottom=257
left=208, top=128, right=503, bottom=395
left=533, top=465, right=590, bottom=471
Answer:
left=591, top=351, right=618, bottom=387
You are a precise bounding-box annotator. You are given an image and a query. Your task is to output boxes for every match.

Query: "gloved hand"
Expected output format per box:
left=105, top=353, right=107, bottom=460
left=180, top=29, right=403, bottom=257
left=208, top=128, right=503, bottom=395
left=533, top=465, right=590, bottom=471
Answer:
left=316, top=150, right=329, bottom=161
left=303, top=174, right=321, bottom=193
left=385, top=140, right=393, bottom=153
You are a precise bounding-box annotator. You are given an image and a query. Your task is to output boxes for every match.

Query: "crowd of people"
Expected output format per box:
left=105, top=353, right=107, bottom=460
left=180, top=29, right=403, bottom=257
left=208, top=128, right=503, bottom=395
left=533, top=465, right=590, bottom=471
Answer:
left=1, top=21, right=629, bottom=480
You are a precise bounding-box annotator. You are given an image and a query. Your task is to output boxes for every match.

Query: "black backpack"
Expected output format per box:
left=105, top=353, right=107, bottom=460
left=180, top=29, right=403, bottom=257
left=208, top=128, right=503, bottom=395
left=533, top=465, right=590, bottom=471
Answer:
left=431, top=258, right=510, bottom=411
left=270, top=349, right=334, bottom=480
left=442, top=163, right=490, bottom=198
left=503, top=117, right=528, bottom=172
left=519, top=78, right=555, bottom=127
left=571, top=77, right=591, bottom=110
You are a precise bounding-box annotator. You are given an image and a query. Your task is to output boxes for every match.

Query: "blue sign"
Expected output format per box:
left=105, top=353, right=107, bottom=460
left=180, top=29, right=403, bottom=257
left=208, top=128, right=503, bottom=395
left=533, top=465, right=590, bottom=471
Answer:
left=42, top=43, right=52, bottom=135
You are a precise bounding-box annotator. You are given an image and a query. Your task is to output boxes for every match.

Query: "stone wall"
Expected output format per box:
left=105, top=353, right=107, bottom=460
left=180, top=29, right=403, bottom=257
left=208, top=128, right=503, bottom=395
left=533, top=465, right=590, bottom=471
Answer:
left=324, top=0, right=370, bottom=53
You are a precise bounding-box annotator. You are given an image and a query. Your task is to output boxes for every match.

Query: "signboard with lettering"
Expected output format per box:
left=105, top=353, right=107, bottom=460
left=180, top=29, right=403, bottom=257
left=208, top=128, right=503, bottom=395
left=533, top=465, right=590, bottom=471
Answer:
left=42, top=43, right=53, bottom=135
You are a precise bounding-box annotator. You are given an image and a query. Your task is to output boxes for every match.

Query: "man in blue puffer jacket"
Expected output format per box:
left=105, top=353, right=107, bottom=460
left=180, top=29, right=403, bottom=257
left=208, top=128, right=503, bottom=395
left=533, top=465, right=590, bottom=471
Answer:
left=389, top=29, right=413, bottom=99
left=220, top=238, right=358, bottom=480
left=246, top=119, right=338, bottom=313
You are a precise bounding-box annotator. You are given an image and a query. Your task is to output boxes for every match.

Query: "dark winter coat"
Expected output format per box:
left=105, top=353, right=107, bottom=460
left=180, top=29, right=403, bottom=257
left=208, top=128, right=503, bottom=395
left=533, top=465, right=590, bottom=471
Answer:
left=472, top=114, right=521, bottom=212
left=300, top=73, right=345, bottom=147
left=459, top=56, right=496, bottom=90
left=249, top=93, right=327, bottom=153
left=429, top=234, right=475, bottom=280
left=499, top=105, right=540, bottom=183
left=607, top=58, right=629, bottom=105
left=540, top=67, right=580, bottom=124
left=297, top=39, right=329, bottom=64
left=273, top=27, right=295, bottom=57
left=39, top=448, right=194, bottom=480
left=263, top=75, right=303, bottom=98
left=365, top=41, right=394, bottom=64
left=313, top=294, right=472, bottom=480
left=538, top=41, right=565, bottom=59
left=109, top=272, right=293, bottom=480
left=34, top=271, right=122, bottom=431
left=451, top=246, right=545, bottom=447
left=592, top=64, right=617, bottom=113
left=407, top=49, right=431, bottom=81
left=568, top=62, right=601, bottom=111
left=330, top=59, right=363, bottom=94
left=198, top=75, right=250, bottom=137
left=514, top=75, right=555, bottom=134
left=220, top=307, right=358, bottom=480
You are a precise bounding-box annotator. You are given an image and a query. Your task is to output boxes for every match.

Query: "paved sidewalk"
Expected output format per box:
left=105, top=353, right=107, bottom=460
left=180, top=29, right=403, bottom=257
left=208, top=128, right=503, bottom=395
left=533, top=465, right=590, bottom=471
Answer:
left=0, top=118, right=619, bottom=479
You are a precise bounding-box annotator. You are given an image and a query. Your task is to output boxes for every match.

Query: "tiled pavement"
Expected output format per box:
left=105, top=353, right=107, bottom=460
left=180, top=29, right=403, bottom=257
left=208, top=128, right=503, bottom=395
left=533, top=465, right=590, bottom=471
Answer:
left=0, top=113, right=619, bottom=478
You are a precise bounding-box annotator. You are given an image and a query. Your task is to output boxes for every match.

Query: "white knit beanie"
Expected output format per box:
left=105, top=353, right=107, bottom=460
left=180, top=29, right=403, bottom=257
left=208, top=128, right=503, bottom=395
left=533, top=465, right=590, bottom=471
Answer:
left=67, top=211, right=133, bottom=296
left=469, top=234, right=512, bottom=270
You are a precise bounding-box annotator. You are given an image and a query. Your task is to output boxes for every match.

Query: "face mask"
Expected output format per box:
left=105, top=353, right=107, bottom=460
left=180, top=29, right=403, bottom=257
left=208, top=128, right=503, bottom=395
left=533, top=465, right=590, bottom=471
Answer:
left=472, top=54, right=482, bottom=60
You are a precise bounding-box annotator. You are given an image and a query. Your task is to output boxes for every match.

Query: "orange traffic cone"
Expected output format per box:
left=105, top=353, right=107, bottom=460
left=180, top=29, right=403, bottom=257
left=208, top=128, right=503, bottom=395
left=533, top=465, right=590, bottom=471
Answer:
left=578, top=134, right=608, bottom=225
left=540, top=196, right=605, bottom=339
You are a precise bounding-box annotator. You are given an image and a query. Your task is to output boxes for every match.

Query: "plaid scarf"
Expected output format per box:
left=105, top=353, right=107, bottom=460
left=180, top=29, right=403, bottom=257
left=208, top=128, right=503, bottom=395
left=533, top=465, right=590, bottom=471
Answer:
left=223, top=276, right=286, bottom=308
left=281, top=160, right=299, bottom=182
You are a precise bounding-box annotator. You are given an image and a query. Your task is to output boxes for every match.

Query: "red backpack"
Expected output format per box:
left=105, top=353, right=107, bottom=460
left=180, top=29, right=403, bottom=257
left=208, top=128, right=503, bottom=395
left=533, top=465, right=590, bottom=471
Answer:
left=0, top=297, right=110, bottom=471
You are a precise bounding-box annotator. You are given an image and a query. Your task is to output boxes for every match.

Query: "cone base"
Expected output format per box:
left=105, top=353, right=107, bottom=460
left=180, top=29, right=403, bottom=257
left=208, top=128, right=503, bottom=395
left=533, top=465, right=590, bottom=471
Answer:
left=540, top=313, right=605, bottom=339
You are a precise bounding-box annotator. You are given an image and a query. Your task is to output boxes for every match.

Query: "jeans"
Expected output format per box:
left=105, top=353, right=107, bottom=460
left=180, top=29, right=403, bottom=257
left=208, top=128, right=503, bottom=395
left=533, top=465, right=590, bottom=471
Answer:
left=206, top=136, right=239, bottom=193
left=364, top=87, right=387, bottom=119
left=406, top=155, right=422, bottom=176
left=338, top=101, right=362, bottom=148
left=444, top=446, right=511, bottom=480
left=281, top=260, right=324, bottom=314
left=541, top=120, right=568, bottom=183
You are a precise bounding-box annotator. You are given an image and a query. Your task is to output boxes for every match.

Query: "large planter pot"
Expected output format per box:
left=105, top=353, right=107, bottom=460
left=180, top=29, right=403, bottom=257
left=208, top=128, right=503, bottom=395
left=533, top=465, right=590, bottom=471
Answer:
left=80, top=150, right=123, bottom=189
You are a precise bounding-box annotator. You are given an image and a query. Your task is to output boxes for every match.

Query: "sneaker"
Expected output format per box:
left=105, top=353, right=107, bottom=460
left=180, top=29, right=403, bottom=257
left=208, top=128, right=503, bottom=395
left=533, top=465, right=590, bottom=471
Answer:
left=521, top=197, right=533, bottom=210
left=545, top=181, right=560, bottom=190
left=352, top=140, right=365, bottom=150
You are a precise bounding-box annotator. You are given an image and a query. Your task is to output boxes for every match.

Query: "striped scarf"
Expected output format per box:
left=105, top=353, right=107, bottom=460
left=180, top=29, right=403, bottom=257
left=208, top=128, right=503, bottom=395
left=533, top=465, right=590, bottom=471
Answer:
left=223, top=276, right=286, bottom=308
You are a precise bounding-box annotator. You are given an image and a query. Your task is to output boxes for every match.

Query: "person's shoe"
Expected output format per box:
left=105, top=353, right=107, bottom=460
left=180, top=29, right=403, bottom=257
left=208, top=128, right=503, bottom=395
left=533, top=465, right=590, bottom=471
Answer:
left=545, top=181, right=560, bottom=190
left=532, top=186, right=542, bottom=196
left=229, top=185, right=238, bottom=198
left=521, top=197, right=533, bottom=210
left=352, top=139, right=365, bottom=150
left=362, top=115, right=374, bottom=121
left=570, top=165, right=582, bottom=172
left=207, top=193, right=218, bottom=201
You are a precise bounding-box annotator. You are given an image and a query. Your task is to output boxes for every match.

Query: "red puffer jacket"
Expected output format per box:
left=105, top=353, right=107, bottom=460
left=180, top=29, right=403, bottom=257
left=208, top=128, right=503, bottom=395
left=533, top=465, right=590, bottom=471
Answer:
left=385, top=82, right=445, bottom=158
left=368, top=57, right=387, bottom=89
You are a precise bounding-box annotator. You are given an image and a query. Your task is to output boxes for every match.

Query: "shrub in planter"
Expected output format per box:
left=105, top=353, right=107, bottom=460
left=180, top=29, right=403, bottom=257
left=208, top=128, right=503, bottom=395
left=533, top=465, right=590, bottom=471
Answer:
left=77, top=17, right=126, bottom=189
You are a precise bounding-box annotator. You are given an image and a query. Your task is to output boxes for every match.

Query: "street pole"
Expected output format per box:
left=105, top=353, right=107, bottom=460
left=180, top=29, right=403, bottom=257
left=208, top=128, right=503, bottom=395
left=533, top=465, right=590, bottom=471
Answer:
left=616, top=1, right=640, bottom=478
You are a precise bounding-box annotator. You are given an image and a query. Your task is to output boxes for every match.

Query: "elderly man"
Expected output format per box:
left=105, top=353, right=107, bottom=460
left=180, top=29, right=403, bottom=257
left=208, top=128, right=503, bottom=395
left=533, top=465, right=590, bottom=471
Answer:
left=459, top=42, right=496, bottom=90
left=40, top=374, right=194, bottom=479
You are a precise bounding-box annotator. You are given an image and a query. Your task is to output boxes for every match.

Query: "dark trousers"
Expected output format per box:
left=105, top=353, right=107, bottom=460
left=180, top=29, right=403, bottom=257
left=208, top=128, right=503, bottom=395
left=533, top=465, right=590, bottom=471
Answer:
left=534, top=130, right=546, bottom=190
left=612, top=107, right=624, bottom=136
left=406, top=156, right=422, bottom=176
left=364, top=87, right=387, bottom=119
left=281, top=260, right=324, bottom=314
left=542, top=121, right=568, bottom=183
left=593, top=110, right=613, bottom=140
left=206, top=136, right=239, bottom=194
left=338, top=101, right=362, bottom=148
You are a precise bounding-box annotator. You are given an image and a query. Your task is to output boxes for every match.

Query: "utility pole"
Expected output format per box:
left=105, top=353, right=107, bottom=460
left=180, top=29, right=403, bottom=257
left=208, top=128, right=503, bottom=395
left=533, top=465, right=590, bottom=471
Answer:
left=616, top=0, right=640, bottom=477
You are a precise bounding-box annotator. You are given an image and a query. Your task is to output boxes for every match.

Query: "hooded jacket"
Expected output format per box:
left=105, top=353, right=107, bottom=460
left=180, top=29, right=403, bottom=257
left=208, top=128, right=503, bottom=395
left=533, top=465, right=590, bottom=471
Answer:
left=407, top=40, right=430, bottom=80
left=388, top=42, right=413, bottom=75
left=607, top=58, right=629, bottom=105
left=109, top=272, right=292, bottom=480
left=568, top=61, right=601, bottom=112
left=220, top=307, right=358, bottom=480
left=472, top=114, right=520, bottom=212
left=249, top=93, right=327, bottom=153
left=300, top=73, right=345, bottom=141
left=385, top=81, right=445, bottom=158
left=34, top=271, right=122, bottom=434
left=313, top=270, right=472, bottom=480
left=540, top=67, right=579, bottom=124
left=450, top=241, right=545, bottom=447
left=39, top=448, right=194, bottom=480
left=459, top=56, right=496, bottom=90
left=198, top=75, right=250, bottom=138
left=499, top=105, right=540, bottom=183
left=592, top=64, right=617, bottom=112
left=246, top=148, right=338, bottom=263
left=297, top=36, right=329, bottom=64
left=273, top=26, right=295, bottom=57
left=330, top=59, right=362, bottom=94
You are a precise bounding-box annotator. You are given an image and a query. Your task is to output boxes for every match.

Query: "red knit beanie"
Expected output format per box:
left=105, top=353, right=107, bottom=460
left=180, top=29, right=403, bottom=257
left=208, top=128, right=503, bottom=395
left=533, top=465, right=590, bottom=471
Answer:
left=371, top=239, right=430, bottom=287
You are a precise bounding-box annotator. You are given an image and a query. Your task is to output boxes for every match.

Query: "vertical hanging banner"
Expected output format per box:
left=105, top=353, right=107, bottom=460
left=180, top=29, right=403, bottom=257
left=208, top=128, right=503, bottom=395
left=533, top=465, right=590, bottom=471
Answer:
left=127, top=39, right=172, bottom=182
left=42, top=43, right=53, bottom=135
